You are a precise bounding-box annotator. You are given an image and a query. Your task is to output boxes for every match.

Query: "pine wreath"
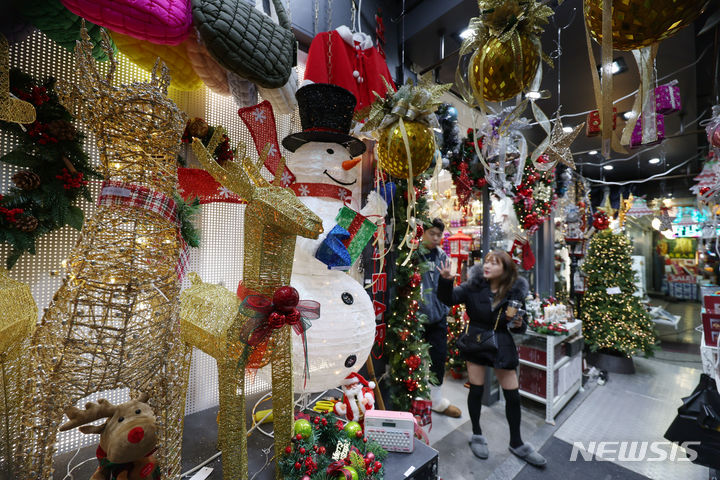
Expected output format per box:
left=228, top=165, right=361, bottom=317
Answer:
left=512, top=156, right=556, bottom=234
left=0, top=69, right=100, bottom=268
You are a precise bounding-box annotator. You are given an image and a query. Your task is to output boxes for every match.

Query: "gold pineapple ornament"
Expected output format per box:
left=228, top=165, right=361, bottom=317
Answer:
left=470, top=34, right=540, bottom=103
left=377, top=120, right=435, bottom=179
left=457, top=0, right=553, bottom=106
left=584, top=0, right=710, bottom=51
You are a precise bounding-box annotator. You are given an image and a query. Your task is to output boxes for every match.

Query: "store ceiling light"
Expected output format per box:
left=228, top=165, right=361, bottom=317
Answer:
left=460, top=28, right=472, bottom=39
left=589, top=150, right=598, bottom=155
left=525, top=91, right=542, bottom=100
left=649, top=157, right=661, bottom=164
left=621, top=111, right=634, bottom=120
left=603, top=165, right=614, bottom=170
left=562, top=126, right=574, bottom=133
left=597, top=57, right=628, bottom=76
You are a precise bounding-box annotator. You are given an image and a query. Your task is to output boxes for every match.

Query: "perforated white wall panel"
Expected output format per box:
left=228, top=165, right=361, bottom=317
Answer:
left=4, top=31, right=305, bottom=454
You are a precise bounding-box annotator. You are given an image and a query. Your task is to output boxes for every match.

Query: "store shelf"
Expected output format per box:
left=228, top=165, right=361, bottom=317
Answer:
left=518, top=355, right=571, bottom=372
left=518, top=377, right=582, bottom=420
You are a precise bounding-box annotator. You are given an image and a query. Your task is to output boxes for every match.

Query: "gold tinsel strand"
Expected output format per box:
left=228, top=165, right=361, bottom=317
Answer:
left=18, top=26, right=191, bottom=479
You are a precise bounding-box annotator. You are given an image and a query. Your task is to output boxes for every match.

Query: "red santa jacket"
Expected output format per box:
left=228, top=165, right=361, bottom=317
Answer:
left=304, top=26, right=395, bottom=112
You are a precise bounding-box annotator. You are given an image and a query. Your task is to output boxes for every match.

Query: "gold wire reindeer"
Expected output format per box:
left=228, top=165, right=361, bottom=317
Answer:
left=182, top=129, right=322, bottom=480
left=18, top=26, right=190, bottom=479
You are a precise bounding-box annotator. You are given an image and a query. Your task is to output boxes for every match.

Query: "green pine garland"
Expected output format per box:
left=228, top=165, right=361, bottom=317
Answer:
left=512, top=157, right=556, bottom=234
left=446, top=305, right=467, bottom=377
left=580, top=230, right=658, bottom=357
left=385, top=177, right=434, bottom=411
left=0, top=69, right=100, bottom=268
left=277, top=412, right=388, bottom=480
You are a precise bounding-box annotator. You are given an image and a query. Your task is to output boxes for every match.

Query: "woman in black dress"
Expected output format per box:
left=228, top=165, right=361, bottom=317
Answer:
left=437, top=249, right=546, bottom=467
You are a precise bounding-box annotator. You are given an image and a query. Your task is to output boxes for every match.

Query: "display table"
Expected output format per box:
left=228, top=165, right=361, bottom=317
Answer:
left=54, top=400, right=439, bottom=479
left=516, top=320, right=583, bottom=425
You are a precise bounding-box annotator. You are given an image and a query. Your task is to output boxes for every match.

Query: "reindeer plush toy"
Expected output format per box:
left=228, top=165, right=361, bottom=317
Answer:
left=59, top=393, right=160, bottom=480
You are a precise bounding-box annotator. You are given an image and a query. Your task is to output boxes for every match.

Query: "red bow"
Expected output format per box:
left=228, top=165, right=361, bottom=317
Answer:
left=326, top=461, right=354, bottom=479
left=237, top=286, right=320, bottom=386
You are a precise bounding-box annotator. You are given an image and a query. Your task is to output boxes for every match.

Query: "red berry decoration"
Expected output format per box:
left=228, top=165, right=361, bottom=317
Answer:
left=319, top=446, right=326, bottom=455
left=296, top=434, right=303, bottom=441
left=314, top=417, right=320, bottom=424
left=285, top=446, right=292, bottom=454
left=356, top=430, right=363, bottom=438
left=294, top=462, right=301, bottom=470
left=363, top=437, right=368, bottom=443
left=366, top=452, right=375, bottom=463
left=321, top=418, right=328, bottom=426
left=367, top=467, right=373, bottom=475
left=299, top=447, right=306, bottom=454
left=273, top=286, right=299, bottom=312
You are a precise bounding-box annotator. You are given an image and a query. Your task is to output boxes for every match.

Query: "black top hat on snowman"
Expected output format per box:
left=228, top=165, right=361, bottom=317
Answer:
left=282, top=83, right=367, bottom=157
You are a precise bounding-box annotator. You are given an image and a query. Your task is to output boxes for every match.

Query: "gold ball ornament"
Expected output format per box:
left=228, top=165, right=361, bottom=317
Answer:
left=469, top=34, right=540, bottom=103
left=584, top=0, right=710, bottom=51
left=377, top=120, right=435, bottom=178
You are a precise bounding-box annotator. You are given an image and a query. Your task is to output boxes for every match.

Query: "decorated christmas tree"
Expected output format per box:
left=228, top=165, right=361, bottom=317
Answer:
left=385, top=177, right=433, bottom=412
left=580, top=230, right=657, bottom=357
left=446, top=305, right=467, bottom=378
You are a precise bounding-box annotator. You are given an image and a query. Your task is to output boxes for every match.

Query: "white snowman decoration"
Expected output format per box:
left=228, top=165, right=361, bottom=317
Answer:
left=282, top=83, right=385, bottom=393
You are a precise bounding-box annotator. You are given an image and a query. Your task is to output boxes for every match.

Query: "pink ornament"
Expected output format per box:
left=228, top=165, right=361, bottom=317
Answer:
left=709, top=125, right=720, bottom=149
left=655, top=83, right=681, bottom=115
left=630, top=113, right=665, bottom=149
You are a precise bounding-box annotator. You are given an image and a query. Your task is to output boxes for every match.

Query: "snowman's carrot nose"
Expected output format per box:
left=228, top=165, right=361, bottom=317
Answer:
left=342, top=157, right=362, bottom=170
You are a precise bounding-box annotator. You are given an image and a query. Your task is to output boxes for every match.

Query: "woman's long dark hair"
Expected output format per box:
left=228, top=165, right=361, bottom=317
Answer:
left=484, top=249, right=518, bottom=308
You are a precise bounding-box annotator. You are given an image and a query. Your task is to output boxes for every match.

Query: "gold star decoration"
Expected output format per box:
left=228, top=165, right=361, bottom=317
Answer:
left=545, top=115, right=584, bottom=170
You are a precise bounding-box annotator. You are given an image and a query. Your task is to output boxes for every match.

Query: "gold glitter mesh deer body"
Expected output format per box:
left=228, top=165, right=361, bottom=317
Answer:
left=182, top=132, right=322, bottom=480
left=18, top=29, right=190, bottom=479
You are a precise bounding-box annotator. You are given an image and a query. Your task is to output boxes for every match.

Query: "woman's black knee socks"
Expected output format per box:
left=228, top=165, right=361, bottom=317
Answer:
left=503, top=388, right=523, bottom=448
left=468, top=384, right=484, bottom=435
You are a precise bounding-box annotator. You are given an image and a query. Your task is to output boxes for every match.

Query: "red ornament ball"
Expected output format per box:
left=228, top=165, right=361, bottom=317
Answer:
left=314, top=417, right=320, bottom=424
left=273, top=286, right=299, bottom=312
left=299, top=447, right=306, bottom=454
left=363, top=437, right=368, bottom=443
left=366, top=452, right=375, bottom=463
left=367, top=467, right=374, bottom=475
left=302, top=476, right=311, bottom=480
left=294, top=462, right=301, bottom=470
left=285, top=446, right=292, bottom=454
left=356, top=430, right=364, bottom=438
left=296, top=434, right=303, bottom=441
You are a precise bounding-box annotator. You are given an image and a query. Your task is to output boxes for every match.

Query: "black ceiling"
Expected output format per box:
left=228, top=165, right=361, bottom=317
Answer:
left=381, top=0, right=718, bottom=203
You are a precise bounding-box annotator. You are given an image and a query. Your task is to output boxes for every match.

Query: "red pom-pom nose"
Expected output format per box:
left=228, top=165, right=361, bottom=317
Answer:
left=127, top=427, right=145, bottom=444
left=273, top=286, right=299, bottom=312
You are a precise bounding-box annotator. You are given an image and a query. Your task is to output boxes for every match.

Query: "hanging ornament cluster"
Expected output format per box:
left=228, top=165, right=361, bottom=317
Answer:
left=0, top=68, right=99, bottom=268
left=278, top=412, right=388, bottom=480
left=592, top=211, right=610, bottom=231
left=512, top=156, right=557, bottom=234
left=448, top=128, right=487, bottom=204
left=456, top=0, right=553, bottom=105
left=361, top=73, right=451, bottom=179
left=583, top=0, right=704, bottom=156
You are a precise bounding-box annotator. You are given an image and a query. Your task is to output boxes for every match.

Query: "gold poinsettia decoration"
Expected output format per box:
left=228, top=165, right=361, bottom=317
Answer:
left=459, top=0, right=555, bottom=62
left=358, top=72, right=452, bottom=133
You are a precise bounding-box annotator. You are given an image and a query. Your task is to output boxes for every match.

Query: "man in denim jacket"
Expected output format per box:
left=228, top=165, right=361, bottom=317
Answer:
left=419, top=218, right=461, bottom=418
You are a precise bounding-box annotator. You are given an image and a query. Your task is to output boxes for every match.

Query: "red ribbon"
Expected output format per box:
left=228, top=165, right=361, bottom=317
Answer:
left=326, top=461, right=353, bottom=479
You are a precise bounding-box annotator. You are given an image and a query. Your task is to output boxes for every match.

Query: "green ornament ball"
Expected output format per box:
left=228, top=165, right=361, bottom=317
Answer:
left=294, top=419, right=312, bottom=439
left=344, top=421, right=362, bottom=439
left=341, top=466, right=359, bottom=480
